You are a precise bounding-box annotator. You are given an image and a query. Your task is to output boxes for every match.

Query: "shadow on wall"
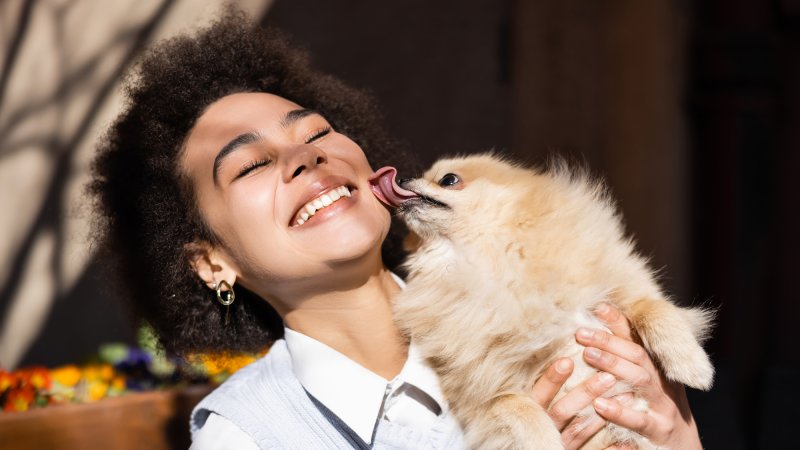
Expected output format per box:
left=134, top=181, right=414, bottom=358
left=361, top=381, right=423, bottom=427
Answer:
left=0, top=0, right=272, bottom=369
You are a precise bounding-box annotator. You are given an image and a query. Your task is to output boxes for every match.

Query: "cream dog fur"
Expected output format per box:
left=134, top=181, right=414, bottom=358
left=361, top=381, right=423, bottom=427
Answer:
left=391, top=154, right=713, bottom=450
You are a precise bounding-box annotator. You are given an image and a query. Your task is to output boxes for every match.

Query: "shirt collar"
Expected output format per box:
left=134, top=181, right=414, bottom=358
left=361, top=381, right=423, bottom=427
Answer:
left=283, top=273, right=446, bottom=444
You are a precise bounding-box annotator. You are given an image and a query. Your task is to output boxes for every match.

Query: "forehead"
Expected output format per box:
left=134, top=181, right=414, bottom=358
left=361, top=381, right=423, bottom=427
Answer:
left=192, top=92, right=303, bottom=135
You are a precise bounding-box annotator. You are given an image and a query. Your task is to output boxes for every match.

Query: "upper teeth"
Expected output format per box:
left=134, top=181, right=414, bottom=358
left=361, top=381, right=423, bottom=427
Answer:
left=295, top=186, right=351, bottom=226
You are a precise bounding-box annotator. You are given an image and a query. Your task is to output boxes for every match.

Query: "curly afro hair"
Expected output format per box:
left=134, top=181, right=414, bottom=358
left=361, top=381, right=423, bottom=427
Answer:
left=89, top=10, right=416, bottom=355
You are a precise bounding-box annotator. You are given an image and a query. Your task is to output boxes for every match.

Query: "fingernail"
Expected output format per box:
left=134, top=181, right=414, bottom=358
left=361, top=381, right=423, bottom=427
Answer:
left=585, top=347, right=602, bottom=360
left=556, top=359, right=572, bottom=374
left=598, top=372, right=615, bottom=385
left=595, top=302, right=620, bottom=321
left=577, top=328, right=594, bottom=340
left=594, top=397, right=611, bottom=412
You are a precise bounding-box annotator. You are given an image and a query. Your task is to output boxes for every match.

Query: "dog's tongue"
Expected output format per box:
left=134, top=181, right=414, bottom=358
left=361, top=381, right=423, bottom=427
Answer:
left=368, top=166, right=419, bottom=208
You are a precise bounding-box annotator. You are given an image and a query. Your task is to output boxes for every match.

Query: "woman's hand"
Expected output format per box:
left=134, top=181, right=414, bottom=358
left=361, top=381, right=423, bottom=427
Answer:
left=532, top=357, right=615, bottom=449
left=531, top=302, right=704, bottom=450
left=575, top=302, right=703, bottom=449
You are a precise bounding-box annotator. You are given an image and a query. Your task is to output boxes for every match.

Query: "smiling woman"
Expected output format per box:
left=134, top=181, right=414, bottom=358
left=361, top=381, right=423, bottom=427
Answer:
left=89, top=10, right=414, bottom=357
left=180, top=92, right=396, bottom=313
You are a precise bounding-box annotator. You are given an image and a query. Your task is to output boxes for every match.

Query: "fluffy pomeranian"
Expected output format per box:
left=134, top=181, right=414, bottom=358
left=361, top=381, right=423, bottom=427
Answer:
left=369, top=154, right=714, bottom=450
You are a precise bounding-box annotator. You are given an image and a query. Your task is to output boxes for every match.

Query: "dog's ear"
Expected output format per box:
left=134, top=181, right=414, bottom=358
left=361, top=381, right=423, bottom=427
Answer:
left=403, top=230, right=423, bottom=253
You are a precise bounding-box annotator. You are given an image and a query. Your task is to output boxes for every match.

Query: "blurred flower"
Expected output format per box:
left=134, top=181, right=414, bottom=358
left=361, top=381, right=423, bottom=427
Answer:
left=0, top=370, right=17, bottom=392
left=87, top=381, right=108, bottom=402
left=110, top=375, right=126, bottom=395
left=4, top=385, right=35, bottom=412
left=98, top=343, right=129, bottom=365
left=51, top=365, right=81, bottom=387
left=0, top=326, right=269, bottom=413
left=192, top=349, right=266, bottom=383
left=20, top=367, right=51, bottom=390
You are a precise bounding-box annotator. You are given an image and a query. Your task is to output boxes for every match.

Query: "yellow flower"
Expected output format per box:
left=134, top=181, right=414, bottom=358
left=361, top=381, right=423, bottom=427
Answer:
left=51, top=365, right=81, bottom=387
left=87, top=381, right=108, bottom=402
left=98, top=364, right=114, bottom=381
left=81, top=365, right=100, bottom=382
left=201, top=353, right=256, bottom=376
left=111, top=375, right=126, bottom=392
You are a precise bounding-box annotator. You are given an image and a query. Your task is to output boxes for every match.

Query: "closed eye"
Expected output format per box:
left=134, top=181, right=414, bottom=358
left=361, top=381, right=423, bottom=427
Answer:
left=235, top=159, right=271, bottom=179
left=305, top=126, right=331, bottom=144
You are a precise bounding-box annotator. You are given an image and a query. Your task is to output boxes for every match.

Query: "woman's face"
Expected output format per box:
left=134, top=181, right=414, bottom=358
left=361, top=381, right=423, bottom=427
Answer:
left=181, top=92, right=391, bottom=301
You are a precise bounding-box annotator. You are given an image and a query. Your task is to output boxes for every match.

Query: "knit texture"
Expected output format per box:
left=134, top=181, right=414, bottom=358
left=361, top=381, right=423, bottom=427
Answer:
left=191, top=340, right=465, bottom=449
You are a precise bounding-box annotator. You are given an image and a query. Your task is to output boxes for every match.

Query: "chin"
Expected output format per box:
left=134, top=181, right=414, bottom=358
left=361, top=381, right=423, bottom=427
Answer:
left=320, top=208, right=389, bottom=261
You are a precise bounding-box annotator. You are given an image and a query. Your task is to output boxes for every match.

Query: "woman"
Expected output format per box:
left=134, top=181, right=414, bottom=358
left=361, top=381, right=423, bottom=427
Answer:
left=91, top=11, right=704, bottom=450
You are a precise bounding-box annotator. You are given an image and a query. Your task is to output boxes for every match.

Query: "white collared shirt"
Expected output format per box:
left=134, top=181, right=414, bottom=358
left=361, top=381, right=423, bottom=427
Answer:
left=284, top=327, right=446, bottom=444
left=191, top=331, right=446, bottom=449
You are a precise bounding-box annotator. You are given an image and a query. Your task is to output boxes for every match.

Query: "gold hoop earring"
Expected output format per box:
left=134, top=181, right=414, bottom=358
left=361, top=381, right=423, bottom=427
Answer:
left=215, top=280, right=235, bottom=325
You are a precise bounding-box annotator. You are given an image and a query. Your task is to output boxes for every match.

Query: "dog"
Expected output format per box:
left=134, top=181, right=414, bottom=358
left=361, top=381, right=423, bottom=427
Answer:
left=369, top=154, right=714, bottom=449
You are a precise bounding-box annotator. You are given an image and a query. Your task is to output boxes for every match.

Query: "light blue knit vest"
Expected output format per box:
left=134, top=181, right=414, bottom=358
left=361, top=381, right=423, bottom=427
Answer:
left=191, top=340, right=466, bottom=449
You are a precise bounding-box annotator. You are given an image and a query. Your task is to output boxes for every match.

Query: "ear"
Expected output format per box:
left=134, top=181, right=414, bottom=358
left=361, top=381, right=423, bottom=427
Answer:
left=184, top=241, right=238, bottom=290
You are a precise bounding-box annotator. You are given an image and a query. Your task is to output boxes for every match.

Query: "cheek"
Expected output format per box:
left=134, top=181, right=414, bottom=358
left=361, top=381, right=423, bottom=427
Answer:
left=330, top=135, right=373, bottom=171
left=214, top=182, right=281, bottom=248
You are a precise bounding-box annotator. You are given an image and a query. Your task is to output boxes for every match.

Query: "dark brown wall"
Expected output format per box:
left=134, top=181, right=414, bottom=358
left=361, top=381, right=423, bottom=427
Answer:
left=263, top=0, right=512, bottom=168
left=691, top=1, right=800, bottom=448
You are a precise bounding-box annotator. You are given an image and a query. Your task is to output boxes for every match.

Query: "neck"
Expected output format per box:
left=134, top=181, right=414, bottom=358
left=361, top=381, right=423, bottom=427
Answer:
left=281, top=266, right=408, bottom=380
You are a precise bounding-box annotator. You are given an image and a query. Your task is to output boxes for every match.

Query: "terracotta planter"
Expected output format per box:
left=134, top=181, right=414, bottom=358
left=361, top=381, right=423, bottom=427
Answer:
left=0, top=385, right=212, bottom=450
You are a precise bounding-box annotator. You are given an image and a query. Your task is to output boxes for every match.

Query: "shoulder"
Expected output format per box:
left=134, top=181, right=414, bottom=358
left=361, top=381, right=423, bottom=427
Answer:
left=190, top=341, right=296, bottom=442
left=190, top=413, right=259, bottom=450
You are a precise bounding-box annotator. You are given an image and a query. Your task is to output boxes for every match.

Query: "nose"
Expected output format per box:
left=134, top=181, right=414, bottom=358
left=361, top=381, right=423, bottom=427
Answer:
left=282, top=144, right=328, bottom=182
left=397, top=177, right=412, bottom=188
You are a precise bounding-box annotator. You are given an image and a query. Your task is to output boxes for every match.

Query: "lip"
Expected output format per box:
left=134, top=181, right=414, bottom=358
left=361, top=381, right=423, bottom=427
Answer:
left=396, top=179, right=450, bottom=212
left=289, top=174, right=357, bottom=227
left=398, top=194, right=450, bottom=213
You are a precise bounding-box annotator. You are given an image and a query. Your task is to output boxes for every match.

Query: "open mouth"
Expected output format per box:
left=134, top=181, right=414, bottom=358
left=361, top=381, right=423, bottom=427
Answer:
left=398, top=194, right=449, bottom=212
left=290, top=185, right=353, bottom=227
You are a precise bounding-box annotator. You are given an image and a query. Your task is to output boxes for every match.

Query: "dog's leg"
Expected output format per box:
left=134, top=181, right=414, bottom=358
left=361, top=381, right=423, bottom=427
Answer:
left=465, top=392, right=563, bottom=450
left=624, top=299, right=714, bottom=391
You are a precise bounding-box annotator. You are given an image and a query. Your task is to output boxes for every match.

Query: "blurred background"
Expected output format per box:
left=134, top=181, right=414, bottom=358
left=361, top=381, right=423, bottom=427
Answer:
left=1, top=0, right=797, bottom=448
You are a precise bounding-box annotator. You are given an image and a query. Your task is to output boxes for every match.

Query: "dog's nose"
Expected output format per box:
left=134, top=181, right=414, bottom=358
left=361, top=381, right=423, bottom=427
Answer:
left=397, top=177, right=412, bottom=187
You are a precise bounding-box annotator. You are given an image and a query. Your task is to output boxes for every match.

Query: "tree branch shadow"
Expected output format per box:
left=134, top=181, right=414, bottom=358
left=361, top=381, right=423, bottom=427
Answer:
left=0, top=0, right=176, bottom=340
left=0, top=0, right=36, bottom=110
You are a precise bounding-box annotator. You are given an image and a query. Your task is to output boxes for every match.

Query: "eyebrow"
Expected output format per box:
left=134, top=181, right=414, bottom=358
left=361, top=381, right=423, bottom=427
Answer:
left=212, top=131, right=263, bottom=184
left=280, top=108, right=318, bottom=129
left=212, top=108, right=320, bottom=184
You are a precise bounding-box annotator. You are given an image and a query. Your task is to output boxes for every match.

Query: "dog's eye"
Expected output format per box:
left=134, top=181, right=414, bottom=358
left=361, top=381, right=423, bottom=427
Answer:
left=438, top=173, right=461, bottom=187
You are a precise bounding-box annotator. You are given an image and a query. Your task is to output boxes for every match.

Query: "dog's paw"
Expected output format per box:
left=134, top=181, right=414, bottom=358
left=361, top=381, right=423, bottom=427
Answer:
left=628, top=300, right=715, bottom=391
left=468, top=393, right=565, bottom=450
left=661, top=340, right=714, bottom=390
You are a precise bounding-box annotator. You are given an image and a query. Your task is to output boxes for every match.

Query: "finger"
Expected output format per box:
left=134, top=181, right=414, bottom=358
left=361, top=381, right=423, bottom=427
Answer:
left=593, top=397, right=658, bottom=438
left=581, top=346, right=657, bottom=392
left=593, top=302, right=633, bottom=341
left=532, top=358, right=573, bottom=408
left=562, top=413, right=606, bottom=450
left=575, top=328, right=657, bottom=373
left=549, top=371, right=616, bottom=430
left=611, top=391, right=636, bottom=405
